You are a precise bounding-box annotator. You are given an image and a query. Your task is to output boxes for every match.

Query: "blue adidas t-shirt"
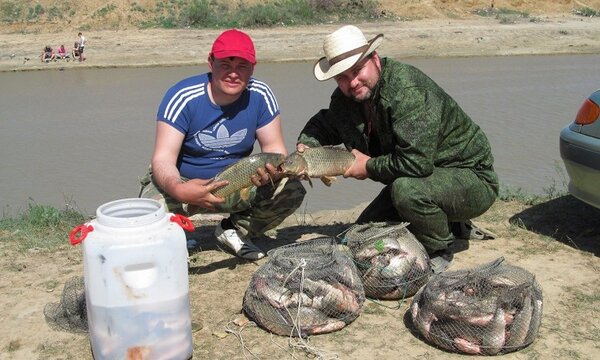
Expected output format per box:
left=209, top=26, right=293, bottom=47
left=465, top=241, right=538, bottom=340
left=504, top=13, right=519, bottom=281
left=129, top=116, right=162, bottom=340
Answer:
left=157, top=73, right=280, bottom=179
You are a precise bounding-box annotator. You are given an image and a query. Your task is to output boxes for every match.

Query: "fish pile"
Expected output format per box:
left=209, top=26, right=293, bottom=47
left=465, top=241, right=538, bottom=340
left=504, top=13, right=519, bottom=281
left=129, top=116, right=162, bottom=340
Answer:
left=211, top=152, right=285, bottom=198
left=242, top=237, right=365, bottom=337
left=410, top=257, right=543, bottom=355
left=279, top=146, right=355, bottom=186
left=342, top=222, right=431, bottom=300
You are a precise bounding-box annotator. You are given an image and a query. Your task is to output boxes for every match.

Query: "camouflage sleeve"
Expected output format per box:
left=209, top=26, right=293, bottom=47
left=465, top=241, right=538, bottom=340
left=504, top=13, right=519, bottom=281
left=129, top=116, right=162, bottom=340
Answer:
left=297, top=108, right=343, bottom=147
left=366, top=85, right=439, bottom=183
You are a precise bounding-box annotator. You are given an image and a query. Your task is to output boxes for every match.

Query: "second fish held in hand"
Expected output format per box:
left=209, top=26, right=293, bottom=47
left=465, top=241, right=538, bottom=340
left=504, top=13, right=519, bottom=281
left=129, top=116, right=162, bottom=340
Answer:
left=279, top=146, right=355, bottom=187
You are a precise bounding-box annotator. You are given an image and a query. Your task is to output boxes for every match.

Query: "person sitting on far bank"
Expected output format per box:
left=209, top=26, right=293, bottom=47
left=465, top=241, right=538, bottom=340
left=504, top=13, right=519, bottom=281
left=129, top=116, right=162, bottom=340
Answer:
left=56, top=44, right=70, bottom=61
left=139, top=29, right=306, bottom=260
left=41, top=45, right=55, bottom=62
left=296, top=25, right=499, bottom=273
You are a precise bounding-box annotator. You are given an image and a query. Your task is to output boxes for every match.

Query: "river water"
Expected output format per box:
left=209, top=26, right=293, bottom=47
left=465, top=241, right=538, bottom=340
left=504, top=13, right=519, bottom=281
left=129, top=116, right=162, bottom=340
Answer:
left=1, top=54, right=599, bottom=216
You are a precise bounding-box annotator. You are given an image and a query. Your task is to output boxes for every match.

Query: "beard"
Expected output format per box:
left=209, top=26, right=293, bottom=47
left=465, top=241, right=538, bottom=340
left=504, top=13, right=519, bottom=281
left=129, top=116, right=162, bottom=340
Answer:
left=349, top=87, right=373, bottom=103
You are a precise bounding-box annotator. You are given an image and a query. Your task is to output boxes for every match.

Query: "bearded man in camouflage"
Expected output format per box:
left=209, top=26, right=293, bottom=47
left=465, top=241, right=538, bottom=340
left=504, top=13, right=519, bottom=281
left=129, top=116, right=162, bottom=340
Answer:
left=297, top=25, right=499, bottom=272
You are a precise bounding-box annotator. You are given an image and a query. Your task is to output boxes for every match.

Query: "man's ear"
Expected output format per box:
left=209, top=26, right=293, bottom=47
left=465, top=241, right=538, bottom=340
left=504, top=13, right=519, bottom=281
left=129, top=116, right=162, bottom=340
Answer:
left=372, top=52, right=382, bottom=71
left=207, top=55, right=214, bottom=71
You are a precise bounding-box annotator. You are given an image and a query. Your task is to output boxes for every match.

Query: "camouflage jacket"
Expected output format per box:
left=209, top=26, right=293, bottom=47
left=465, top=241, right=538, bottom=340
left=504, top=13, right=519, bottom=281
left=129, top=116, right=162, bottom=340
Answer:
left=297, top=57, right=495, bottom=185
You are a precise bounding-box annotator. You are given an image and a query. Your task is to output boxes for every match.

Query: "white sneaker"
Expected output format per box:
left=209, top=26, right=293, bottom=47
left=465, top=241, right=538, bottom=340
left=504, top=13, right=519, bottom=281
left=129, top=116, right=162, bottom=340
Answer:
left=214, top=223, right=265, bottom=260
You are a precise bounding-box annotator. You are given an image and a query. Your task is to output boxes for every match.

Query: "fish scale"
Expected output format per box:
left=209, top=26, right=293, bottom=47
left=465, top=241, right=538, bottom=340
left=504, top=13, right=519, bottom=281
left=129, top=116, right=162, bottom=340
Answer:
left=280, top=147, right=355, bottom=178
left=211, top=152, right=285, bottom=198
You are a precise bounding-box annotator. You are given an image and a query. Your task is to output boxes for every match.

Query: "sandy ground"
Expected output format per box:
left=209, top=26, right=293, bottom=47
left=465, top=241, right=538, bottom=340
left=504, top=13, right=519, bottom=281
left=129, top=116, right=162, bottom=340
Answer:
left=1, top=15, right=600, bottom=72
left=1, top=12, right=600, bottom=360
left=1, top=195, right=599, bottom=359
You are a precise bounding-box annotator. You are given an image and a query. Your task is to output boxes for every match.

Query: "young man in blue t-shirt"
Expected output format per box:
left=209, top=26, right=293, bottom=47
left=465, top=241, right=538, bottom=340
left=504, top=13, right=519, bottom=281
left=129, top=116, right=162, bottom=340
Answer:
left=140, top=29, right=305, bottom=260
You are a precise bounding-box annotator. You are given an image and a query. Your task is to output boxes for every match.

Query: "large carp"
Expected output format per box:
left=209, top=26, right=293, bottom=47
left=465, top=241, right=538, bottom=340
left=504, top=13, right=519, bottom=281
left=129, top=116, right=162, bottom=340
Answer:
left=211, top=152, right=285, bottom=198
left=279, top=146, right=355, bottom=186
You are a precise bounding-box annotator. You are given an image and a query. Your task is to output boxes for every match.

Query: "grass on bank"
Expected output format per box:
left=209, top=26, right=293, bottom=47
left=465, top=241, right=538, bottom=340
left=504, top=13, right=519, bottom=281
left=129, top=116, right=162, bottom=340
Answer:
left=2, top=1, right=600, bottom=31
left=573, top=7, right=600, bottom=17
left=0, top=183, right=568, bottom=253
left=0, top=204, right=85, bottom=252
left=471, top=5, right=600, bottom=24
left=0, top=0, right=391, bottom=30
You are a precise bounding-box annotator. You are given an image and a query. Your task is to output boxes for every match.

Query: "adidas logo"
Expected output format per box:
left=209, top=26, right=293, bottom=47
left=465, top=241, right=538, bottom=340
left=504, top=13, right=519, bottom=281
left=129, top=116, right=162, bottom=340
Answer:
left=195, top=124, right=247, bottom=150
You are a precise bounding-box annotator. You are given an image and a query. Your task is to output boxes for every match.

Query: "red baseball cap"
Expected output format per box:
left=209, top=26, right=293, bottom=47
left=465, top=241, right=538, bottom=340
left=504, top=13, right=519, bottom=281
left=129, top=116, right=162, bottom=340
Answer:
left=210, top=29, right=256, bottom=65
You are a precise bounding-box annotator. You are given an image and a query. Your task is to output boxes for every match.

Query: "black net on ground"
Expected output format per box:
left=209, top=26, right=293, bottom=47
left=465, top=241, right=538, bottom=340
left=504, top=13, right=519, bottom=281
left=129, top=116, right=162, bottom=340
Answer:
left=340, top=222, right=431, bottom=300
left=242, top=237, right=365, bottom=337
left=44, top=276, right=88, bottom=333
left=410, top=257, right=543, bottom=355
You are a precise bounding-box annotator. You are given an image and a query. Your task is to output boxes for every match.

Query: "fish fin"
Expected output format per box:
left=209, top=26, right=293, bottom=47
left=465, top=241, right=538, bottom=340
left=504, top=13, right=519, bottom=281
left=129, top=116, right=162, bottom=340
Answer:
left=268, top=174, right=275, bottom=187
left=272, top=177, right=288, bottom=197
left=320, top=176, right=337, bottom=187
left=239, top=186, right=253, bottom=201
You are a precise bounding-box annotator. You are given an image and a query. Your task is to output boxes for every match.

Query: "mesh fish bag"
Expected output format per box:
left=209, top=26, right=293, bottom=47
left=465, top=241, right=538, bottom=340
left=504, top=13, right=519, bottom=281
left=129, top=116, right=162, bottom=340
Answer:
left=44, top=276, right=88, bottom=333
left=410, top=257, right=543, bottom=355
left=242, top=237, right=365, bottom=337
left=340, top=222, right=431, bottom=300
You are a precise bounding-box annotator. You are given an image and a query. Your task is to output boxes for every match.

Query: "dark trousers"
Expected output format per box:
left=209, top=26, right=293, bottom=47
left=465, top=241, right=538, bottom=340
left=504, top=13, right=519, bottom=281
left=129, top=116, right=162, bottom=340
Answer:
left=357, top=167, right=498, bottom=254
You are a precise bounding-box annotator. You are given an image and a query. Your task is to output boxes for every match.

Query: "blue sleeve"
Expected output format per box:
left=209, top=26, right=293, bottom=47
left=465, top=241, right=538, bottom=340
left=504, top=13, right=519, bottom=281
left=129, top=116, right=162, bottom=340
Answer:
left=248, top=78, right=280, bottom=129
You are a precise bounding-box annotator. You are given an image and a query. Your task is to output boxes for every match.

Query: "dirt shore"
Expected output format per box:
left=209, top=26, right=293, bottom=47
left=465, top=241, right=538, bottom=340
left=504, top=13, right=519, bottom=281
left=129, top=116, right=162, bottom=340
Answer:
left=1, top=15, right=600, bottom=72
left=2, top=196, right=599, bottom=359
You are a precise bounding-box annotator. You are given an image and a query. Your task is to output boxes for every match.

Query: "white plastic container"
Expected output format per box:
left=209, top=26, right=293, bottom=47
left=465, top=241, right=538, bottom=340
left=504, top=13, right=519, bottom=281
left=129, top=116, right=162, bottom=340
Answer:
left=70, top=198, right=194, bottom=360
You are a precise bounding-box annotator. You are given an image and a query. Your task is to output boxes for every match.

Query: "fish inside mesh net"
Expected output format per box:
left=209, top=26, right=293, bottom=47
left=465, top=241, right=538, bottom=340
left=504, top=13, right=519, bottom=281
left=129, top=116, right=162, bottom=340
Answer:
left=410, top=257, right=543, bottom=355
left=44, top=276, right=88, bottom=333
left=242, top=237, right=365, bottom=337
left=341, top=222, right=432, bottom=300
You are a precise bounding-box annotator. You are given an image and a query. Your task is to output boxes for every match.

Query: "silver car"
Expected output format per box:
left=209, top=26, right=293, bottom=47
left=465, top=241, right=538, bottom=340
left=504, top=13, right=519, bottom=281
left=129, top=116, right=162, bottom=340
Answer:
left=560, top=89, right=600, bottom=209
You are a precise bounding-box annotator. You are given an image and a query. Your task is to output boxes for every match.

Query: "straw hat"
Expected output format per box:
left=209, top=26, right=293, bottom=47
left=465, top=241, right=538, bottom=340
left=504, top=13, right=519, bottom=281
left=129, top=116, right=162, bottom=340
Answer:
left=313, top=25, right=383, bottom=81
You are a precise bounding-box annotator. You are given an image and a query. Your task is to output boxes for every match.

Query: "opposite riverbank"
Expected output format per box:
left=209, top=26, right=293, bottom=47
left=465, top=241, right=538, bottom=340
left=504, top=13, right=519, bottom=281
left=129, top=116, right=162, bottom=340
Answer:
left=1, top=15, right=600, bottom=72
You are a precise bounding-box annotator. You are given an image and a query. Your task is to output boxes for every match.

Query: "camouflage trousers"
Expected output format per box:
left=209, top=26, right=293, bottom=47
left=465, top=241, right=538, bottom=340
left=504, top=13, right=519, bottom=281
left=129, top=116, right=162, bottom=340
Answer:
left=357, top=166, right=499, bottom=254
left=138, top=168, right=306, bottom=238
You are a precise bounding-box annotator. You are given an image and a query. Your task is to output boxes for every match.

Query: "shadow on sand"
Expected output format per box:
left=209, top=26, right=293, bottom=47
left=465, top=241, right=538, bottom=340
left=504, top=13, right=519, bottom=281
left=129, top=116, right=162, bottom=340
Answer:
left=509, top=195, right=600, bottom=256
left=186, top=221, right=354, bottom=273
